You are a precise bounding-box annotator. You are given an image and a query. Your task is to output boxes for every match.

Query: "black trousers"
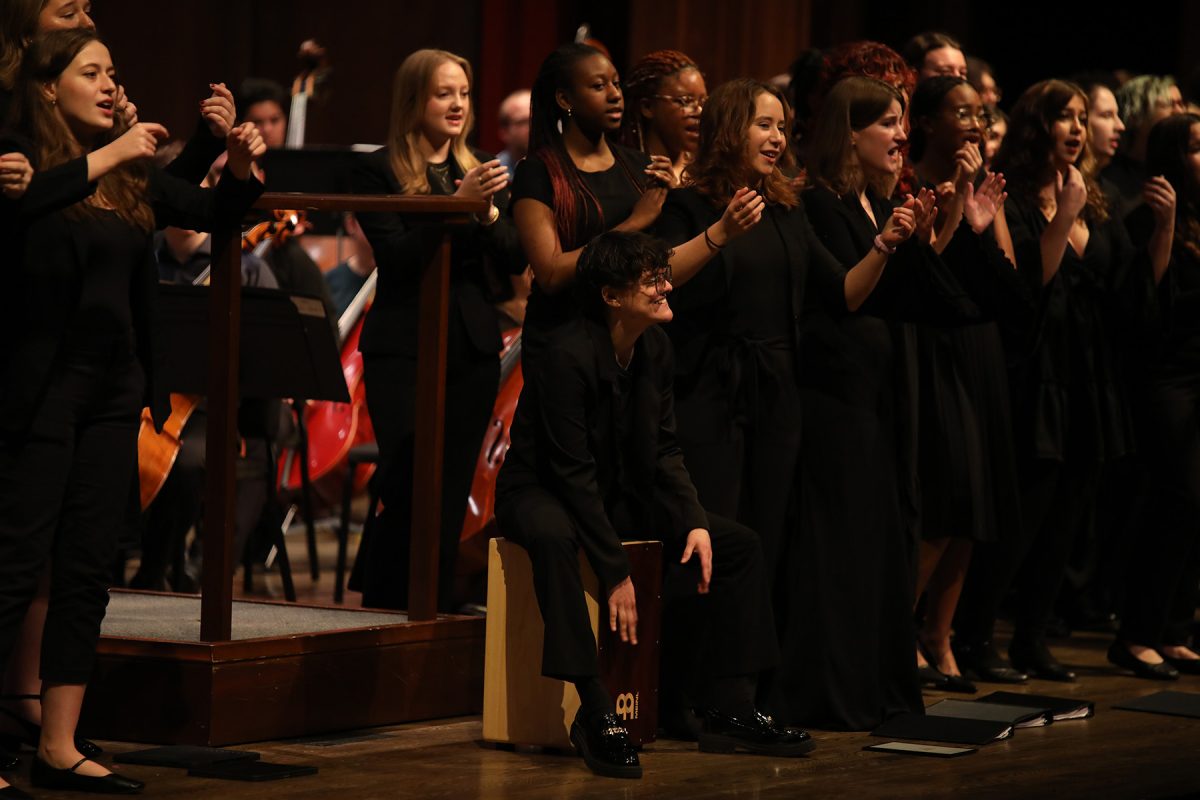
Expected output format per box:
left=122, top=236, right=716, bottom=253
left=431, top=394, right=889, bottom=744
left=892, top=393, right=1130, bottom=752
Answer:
left=0, top=347, right=143, bottom=684
left=1121, top=372, right=1200, bottom=648
left=957, top=455, right=1099, bottom=645
left=497, top=485, right=779, bottom=682
left=355, top=350, right=499, bottom=611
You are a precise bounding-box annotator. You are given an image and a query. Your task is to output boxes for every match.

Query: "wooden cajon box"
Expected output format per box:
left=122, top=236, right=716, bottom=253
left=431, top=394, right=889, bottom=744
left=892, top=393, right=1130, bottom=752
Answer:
left=483, top=538, right=661, bottom=748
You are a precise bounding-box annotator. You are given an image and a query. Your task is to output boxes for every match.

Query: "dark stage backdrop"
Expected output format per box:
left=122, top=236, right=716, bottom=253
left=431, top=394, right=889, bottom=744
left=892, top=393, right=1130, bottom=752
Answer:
left=93, top=1, right=1197, bottom=161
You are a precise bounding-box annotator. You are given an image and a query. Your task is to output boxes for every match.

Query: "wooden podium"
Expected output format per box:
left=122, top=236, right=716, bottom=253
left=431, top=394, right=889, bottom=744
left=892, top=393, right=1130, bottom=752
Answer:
left=483, top=538, right=661, bottom=748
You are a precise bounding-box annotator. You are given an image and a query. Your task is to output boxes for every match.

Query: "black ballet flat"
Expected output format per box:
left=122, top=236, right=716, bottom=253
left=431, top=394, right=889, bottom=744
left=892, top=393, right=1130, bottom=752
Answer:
left=1107, top=643, right=1180, bottom=681
left=952, top=640, right=1027, bottom=684
left=0, top=746, right=17, bottom=772
left=0, top=696, right=103, bottom=759
left=1009, top=638, right=1076, bottom=683
left=916, top=639, right=976, bottom=694
left=918, top=664, right=953, bottom=690
left=0, top=783, right=33, bottom=800
left=30, top=755, right=143, bottom=795
left=1162, top=655, right=1200, bottom=676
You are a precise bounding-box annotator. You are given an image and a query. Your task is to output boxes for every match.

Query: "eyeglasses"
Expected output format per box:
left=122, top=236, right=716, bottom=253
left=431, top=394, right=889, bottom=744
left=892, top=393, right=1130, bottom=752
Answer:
left=653, top=94, right=706, bottom=112
left=639, top=266, right=673, bottom=294
left=947, top=106, right=989, bottom=127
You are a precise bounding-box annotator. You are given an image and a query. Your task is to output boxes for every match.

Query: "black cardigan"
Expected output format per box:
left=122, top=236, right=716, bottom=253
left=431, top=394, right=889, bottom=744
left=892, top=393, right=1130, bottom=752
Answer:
left=0, top=136, right=263, bottom=440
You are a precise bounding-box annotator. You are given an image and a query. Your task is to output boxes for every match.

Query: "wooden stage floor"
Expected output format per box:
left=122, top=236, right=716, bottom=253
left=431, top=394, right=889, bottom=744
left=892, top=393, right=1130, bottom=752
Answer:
left=27, top=523, right=1187, bottom=798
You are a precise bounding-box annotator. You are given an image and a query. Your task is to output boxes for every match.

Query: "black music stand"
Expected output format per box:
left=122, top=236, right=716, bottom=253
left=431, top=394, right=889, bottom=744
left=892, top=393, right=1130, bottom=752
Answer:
left=154, top=285, right=348, bottom=599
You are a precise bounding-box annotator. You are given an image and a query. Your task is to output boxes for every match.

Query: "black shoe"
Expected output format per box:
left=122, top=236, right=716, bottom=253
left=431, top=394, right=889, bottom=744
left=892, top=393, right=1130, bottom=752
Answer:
left=918, top=664, right=953, bottom=691
left=0, top=784, right=33, bottom=800
left=569, top=711, right=641, bottom=779
left=31, top=756, right=143, bottom=794
left=1009, top=638, right=1076, bottom=682
left=953, top=640, right=1027, bottom=684
left=697, top=708, right=816, bottom=757
left=1108, top=643, right=1180, bottom=681
left=916, top=639, right=976, bottom=694
left=0, top=696, right=103, bottom=759
left=0, top=747, right=17, bottom=772
left=1163, top=655, right=1200, bottom=676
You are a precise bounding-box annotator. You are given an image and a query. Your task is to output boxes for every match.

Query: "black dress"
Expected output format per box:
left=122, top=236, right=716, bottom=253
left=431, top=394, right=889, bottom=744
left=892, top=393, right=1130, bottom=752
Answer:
left=773, top=185, right=926, bottom=730
left=348, top=147, right=525, bottom=612
left=509, top=142, right=649, bottom=361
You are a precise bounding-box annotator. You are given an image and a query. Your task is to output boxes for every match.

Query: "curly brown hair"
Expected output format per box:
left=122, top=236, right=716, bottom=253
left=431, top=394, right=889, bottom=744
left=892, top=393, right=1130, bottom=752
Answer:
left=685, top=79, right=797, bottom=209
left=993, top=79, right=1108, bottom=224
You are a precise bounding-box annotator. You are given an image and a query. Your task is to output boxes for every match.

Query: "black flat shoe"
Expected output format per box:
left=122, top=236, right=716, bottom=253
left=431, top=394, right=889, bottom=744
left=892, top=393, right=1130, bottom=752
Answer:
left=0, top=747, right=17, bottom=772
left=918, top=664, right=953, bottom=690
left=698, top=708, right=816, bottom=757
left=1162, top=655, right=1200, bottom=676
left=1108, top=643, right=1180, bottom=681
left=953, top=640, right=1027, bottom=684
left=916, top=639, right=976, bottom=694
left=940, top=672, right=978, bottom=694
left=0, top=784, right=33, bottom=800
left=1010, top=638, right=1076, bottom=683
left=30, top=756, right=143, bottom=795
left=0, top=696, right=103, bottom=758
left=569, top=711, right=641, bottom=779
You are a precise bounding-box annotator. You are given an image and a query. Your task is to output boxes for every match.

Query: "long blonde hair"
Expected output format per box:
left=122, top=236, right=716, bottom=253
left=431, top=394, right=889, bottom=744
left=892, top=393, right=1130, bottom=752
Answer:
left=387, top=48, right=480, bottom=195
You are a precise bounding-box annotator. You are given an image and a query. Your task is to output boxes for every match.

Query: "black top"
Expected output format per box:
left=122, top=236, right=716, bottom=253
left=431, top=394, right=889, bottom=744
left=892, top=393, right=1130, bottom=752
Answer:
left=1126, top=204, right=1200, bottom=374
left=65, top=208, right=145, bottom=349
left=0, top=135, right=264, bottom=440
left=1005, top=191, right=1143, bottom=462
left=496, top=317, right=707, bottom=589
left=654, top=187, right=848, bottom=379
left=349, top=147, right=524, bottom=361
left=511, top=143, right=649, bottom=339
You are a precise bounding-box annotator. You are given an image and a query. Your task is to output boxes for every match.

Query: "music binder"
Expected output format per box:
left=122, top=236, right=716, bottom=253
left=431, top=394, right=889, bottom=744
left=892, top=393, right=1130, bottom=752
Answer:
left=977, top=691, right=1094, bottom=721
left=926, top=699, right=1052, bottom=728
left=871, top=712, right=1013, bottom=745
left=1114, top=691, right=1200, bottom=719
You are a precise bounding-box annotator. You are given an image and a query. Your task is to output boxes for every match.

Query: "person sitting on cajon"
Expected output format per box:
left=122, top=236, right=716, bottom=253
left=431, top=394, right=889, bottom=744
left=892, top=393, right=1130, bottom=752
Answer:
left=495, top=231, right=814, bottom=779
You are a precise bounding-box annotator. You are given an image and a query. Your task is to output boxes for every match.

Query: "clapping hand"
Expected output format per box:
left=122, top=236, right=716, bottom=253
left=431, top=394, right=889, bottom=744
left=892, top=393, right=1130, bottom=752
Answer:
left=455, top=159, right=509, bottom=221
left=880, top=197, right=917, bottom=249
left=225, top=122, right=266, bottom=181
left=644, top=154, right=678, bottom=188
left=963, top=171, right=1008, bottom=233
left=710, top=186, right=765, bottom=246
left=908, top=187, right=938, bottom=244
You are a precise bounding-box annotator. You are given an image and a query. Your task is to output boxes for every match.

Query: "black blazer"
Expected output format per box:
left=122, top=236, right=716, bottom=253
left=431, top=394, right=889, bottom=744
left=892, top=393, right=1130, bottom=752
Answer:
left=496, top=317, right=708, bottom=589
left=655, top=187, right=848, bottom=380
left=0, top=136, right=263, bottom=440
left=349, top=147, right=525, bottom=361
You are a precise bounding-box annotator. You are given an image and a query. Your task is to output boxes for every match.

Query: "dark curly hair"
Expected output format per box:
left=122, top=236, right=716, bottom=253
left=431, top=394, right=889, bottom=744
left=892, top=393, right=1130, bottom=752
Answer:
left=1147, top=112, right=1200, bottom=261
left=576, top=230, right=673, bottom=318
left=685, top=78, right=797, bottom=209
left=993, top=79, right=1108, bottom=224
left=820, top=41, right=917, bottom=103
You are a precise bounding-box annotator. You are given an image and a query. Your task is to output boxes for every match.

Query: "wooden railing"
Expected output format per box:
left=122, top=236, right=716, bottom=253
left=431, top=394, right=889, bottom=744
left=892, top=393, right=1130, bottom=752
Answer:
left=199, top=192, right=488, bottom=641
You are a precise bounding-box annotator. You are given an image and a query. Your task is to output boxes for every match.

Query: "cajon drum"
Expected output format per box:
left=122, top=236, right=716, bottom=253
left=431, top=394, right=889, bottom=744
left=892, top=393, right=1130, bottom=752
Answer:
left=483, top=538, right=661, bottom=748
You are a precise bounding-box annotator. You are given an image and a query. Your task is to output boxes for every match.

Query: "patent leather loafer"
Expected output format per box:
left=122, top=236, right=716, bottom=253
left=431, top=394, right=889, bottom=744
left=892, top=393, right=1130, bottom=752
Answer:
left=1010, top=639, right=1076, bottom=682
left=0, top=784, right=33, bottom=800
left=698, top=709, right=816, bottom=757
left=569, top=711, right=641, bottom=779
left=31, top=756, right=144, bottom=794
left=1108, top=643, right=1180, bottom=681
left=953, top=641, right=1027, bottom=684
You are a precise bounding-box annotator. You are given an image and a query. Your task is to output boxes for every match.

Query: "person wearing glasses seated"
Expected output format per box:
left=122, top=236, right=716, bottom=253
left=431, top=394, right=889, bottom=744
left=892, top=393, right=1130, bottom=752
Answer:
left=495, top=231, right=815, bottom=780
left=620, top=50, right=707, bottom=186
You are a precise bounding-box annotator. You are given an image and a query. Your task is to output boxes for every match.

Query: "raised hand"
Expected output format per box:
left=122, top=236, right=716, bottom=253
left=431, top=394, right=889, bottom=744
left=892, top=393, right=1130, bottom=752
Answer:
left=108, top=122, right=170, bottom=164
left=710, top=186, right=765, bottom=247
left=455, top=158, right=509, bottom=204
left=225, top=122, right=266, bottom=181
left=953, top=141, right=984, bottom=191
left=0, top=153, right=33, bottom=199
left=114, top=85, right=138, bottom=127
left=607, top=576, right=638, bottom=645
left=963, top=171, right=1008, bottom=233
left=1055, top=165, right=1088, bottom=220
left=880, top=200, right=917, bottom=249
left=909, top=187, right=939, bottom=244
left=681, top=528, right=712, bottom=594
left=1143, top=175, right=1177, bottom=226
left=644, top=154, right=678, bottom=188
left=201, top=82, right=237, bottom=138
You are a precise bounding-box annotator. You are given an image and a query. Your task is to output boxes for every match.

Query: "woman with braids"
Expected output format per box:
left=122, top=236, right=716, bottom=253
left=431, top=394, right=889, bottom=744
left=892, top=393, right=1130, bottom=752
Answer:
left=905, top=76, right=1031, bottom=690
left=511, top=42, right=760, bottom=367
left=348, top=48, right=526, bottom=612
left=1108, top=113, right=1199, bottom=680
left=619, top=49, right=706, bottom=185
left=0, top=29, right=264, bottom=796
left=954, top=80, right=1152, bottom=682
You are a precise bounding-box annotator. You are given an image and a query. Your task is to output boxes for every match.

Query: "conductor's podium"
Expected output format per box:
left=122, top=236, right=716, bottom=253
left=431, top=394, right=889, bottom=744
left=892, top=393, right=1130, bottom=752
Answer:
left=483, top=538, right=662, bottom=748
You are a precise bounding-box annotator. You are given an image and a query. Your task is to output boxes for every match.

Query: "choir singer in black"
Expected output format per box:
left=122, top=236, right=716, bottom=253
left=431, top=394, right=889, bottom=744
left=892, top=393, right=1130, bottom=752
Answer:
left=495, top=231, right=814, bottom=780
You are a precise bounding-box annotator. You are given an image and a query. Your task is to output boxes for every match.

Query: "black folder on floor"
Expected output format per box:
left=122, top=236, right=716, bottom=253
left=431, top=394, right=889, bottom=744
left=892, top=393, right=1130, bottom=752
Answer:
left=978, top=691, right=1094, bottom=721
left=926, top=699, right=1051, bottom=728
left=871, top=712, right=1013, bottom=745
left=115, top=745, right=259, bottom=768
left=187, top=760, right=318, bottom=781
left=1114, top=691, right=1200, bottom=719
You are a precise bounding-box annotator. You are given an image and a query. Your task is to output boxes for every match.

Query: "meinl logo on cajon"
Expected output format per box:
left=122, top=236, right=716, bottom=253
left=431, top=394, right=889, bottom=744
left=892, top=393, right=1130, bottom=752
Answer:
left=615, top=692, right=638, bottom=721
